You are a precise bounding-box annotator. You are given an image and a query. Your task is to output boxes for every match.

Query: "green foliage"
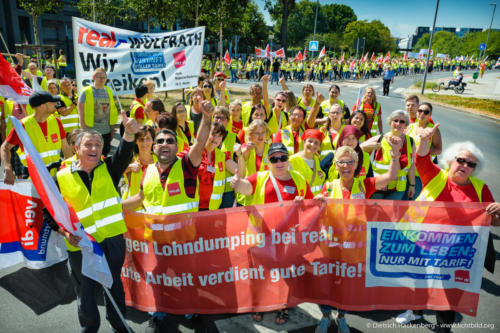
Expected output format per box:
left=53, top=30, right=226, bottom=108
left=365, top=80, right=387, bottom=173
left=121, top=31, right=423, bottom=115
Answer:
left=413, top=81, right=438, bottom=89
left=18, top=0, right=63, bottom=44
left=343, top=20, right=396, bottom=53
left=413, top=30, right=500, bottom=59
left=237, top=2, right=269, bottom=52
left=75, top=0, right=122, bottom=25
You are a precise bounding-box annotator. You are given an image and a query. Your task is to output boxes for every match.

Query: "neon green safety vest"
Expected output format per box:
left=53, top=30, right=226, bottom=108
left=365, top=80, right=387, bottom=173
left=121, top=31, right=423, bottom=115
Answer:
left=324, top=178, right=366, bottom=199
left=57, top=94, right=79, bottom=133
left=249, top=170, right=308, bottom=205
left=372, top=135, right=413, bottom=192
left=122, top=155, right=157, bottom=202
left=18, top=114, right=62, bottom=168
left=320, top=99, right=345, bottom=119
left=319, top=127, right=343, bottom=160
left=57, top=55, right=67, bottom=67
left=130, top=99, right=145, bottom=124
left=142, top=160, right=199, bottom=215
left=206, top=148, right=227, bottom=210
left=1, top=98, right=14, bottom=135
left=220, top=131, right=237, bottom=193
left=280, top=125, right=303, bottom=154
left=82, top=86, right=118, bottom=127
left=416, top=170, right=484, bottom=202
left=289, top=154, right=326, bottom=195
left=57, top=163, right=126, bottom=251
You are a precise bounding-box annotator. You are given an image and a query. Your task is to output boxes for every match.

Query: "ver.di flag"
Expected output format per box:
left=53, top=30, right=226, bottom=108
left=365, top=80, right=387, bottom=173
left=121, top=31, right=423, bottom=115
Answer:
left=0, top=54, right=33, bottom=104
left=9, top=116, right=113, bottom=288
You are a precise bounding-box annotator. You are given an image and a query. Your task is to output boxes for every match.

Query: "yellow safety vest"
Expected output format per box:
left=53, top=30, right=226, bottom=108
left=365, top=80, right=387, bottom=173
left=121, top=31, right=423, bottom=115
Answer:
left=122, top=155, right=157, bottom=202
left=176, top=120, right=195, bottom=153
left=57, top=94, right=80, bottom=133
left=416, top=170, right=484, bottom=202
left=267, top=109, right=289, bottom=134
left=82, top=86, right=118, bottom=127
left=130, top=99, right=145, bottom=124
left=324, top=178, right=366, bottom=199
left=1, top=98, right=14, bottom=135
left=57, top=163, right=126, bottom=251
left=280, top=125, right=303, bottom=155
left=207, top=148, right=227, bottom=210
left=297, top=97, right=316, bottom=114
left=241, top=100, right=264, bottom=126
left=289, top=154, right=326, bottom=195
left=142, top=160, right=199, bottom=215
left=57, top=55, right=67, bottom=67
left=319, top=126, right=344, bottom=160
left=406, top=122, right=435, bottom=176
left=246, top=144, right=269, bottom=176
left=250, top=170, right=308, bottom=205
left=372, top=135, right=413, bottom=192
left=220, top=131, right=237, bottom=193
left=18, top=114, right=62, bottom=168
left=320, top=99, right=345, bottom=119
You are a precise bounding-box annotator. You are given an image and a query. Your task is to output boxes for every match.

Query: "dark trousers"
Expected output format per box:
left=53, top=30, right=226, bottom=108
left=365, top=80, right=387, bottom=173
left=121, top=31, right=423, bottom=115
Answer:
left=435, top=310, right=455, bottom=333
left=67, top=235, right=127, bottom=333
left=102, top=132, right=112, bottom=157
left=383, top=79, right=391, bottom=96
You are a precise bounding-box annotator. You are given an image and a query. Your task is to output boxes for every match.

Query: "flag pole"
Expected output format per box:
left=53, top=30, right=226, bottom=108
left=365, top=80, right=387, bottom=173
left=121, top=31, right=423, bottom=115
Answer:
left=103, top=287, right=133, bottom=333
left=0, top=32, right=15, bottom=64
left=110, top=80, right=124, bottom=111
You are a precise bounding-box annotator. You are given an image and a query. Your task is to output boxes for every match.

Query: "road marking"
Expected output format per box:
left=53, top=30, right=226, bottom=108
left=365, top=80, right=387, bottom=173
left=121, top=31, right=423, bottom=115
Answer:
left=394, top=87, right=405, bottom=94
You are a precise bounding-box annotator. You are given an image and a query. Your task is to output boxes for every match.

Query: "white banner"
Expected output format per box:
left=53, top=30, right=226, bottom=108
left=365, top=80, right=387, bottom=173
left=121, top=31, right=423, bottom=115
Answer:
left=72, top=17, right=205, bottom=94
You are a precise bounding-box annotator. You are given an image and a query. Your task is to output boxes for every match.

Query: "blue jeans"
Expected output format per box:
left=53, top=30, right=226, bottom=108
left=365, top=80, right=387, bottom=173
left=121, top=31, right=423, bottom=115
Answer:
left=230, top=69, right=237, bottom=83
left=319, top=304, right=347, bottom=316
left=271, top=72, right=279, bottom=84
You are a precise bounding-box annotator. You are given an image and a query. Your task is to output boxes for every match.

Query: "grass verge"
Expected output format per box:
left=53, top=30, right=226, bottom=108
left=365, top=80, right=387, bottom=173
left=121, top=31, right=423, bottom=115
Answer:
left=413, top=81, right=438, bottom=90
left=420, top=94, right=500, bottom=118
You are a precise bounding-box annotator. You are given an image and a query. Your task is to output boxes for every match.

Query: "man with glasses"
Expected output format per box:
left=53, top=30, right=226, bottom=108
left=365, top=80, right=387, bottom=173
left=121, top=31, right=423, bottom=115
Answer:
left=213, top=71, right=230, bottom=105
left=78, top=67, right=119, bottom=156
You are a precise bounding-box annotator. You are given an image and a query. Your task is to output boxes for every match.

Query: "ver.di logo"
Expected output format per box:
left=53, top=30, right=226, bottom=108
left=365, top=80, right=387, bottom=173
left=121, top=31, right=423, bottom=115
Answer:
left=173, top=51, right=186, bottom=69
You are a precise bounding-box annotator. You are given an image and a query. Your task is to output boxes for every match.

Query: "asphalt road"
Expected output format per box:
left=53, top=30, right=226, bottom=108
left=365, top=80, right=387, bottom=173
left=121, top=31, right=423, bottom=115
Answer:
left=0, top=70, right=499, bottom=333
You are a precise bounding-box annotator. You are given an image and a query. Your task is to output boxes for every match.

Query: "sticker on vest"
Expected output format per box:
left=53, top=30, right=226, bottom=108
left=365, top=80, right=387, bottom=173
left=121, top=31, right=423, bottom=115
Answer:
left=167, top=182, right=181, bottom=196
left=218, top=162, right=224, bottom=172
left=51, top=133, right=58, bottom=143
left=206, top=165, right=216, bottom=173
left=283, top=185, right=296, bottom=194
left=351, top=192, right=365, bottom=199
left=318, top=170, right=324, bottom=179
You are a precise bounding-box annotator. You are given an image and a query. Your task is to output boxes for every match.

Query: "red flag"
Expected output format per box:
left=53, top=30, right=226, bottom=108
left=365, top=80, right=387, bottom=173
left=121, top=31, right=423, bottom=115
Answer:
left=0, top=54, right=33, bottom=104
left=265, top=44, right=271, bottom=59
left=304, top=47, right=307, bottom=60
left=318, top=46, right=326, bottom=59
left=370, top=52, right=375, bottom=61
left=254, top=47, right=264, bottom=57
left=349, top=60, right=356, bottom=71
left=361, top=52, right=368, bottom=62
left=403, top=52, right=408, bottom=61
left=376, top=55, right=383, bottom=64
left=223, top=50, right=231, bottom=65
left=383, top=51, right=391, bottom=63
left=340, top=52, right=344, bottom=62
left=295, top=51, right=303, bottom=61
left=274, top=48, right=285, bottom=58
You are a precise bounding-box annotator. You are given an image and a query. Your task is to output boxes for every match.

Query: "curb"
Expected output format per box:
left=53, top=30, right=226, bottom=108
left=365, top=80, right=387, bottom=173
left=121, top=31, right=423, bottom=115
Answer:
left=403, top=88, right=500, bottom=122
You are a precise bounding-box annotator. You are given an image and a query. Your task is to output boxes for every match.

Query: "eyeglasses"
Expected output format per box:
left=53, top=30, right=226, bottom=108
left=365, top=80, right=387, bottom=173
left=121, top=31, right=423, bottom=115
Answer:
left=335, top=160, right=355, bottom=167
left=215, top=78, right=224, bottom=81
left=275, top=99, right=286, bottom=103
left=455, top=157, right=477, bottom=169
left=392, top=119, right=406, bottom=124
left=269, top=155, right=289, bottom=163
left=95, top=75, right=107, bottom=79
left=155, top=138, right=176, bottom=145
left=417, top=109, right=431, bottom=115
left=203, top=85, right=212, bottom=88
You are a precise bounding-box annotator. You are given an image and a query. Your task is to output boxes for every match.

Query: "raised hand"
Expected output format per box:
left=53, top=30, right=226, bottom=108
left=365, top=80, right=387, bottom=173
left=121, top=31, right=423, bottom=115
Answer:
left=121, top=110, right=141, bottom=135
left=419, top=123, right=440, bottom=142
left=316, top=92, right=325, bottom=105
left=200, top=100, right=215, bottom=119
left=230, top=169, right=241, bottom=189
left=261, top=74, right=270, bottom=84
left=387, top=135, right=403, bottom=151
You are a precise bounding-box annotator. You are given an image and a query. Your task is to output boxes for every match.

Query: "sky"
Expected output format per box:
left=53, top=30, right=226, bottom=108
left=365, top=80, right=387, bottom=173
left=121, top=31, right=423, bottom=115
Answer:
left=255, top=0, right=500, bottom=38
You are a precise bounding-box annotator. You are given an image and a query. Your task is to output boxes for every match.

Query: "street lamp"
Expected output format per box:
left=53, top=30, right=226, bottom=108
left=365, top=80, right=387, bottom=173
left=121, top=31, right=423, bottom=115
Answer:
left=312, top=0, right=319, bottom=57
left=421, top=0, right=440, bottom=95
left=483, top=3, right=497, bottom=61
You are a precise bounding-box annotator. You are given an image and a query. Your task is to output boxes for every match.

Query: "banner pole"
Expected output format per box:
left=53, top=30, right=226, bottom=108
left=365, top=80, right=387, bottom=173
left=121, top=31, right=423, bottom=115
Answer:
left=103, top=287, right=133, bottom=333
left=110, top=80, right=124, bottom=111
left=0, top=32, right=15, bottom=63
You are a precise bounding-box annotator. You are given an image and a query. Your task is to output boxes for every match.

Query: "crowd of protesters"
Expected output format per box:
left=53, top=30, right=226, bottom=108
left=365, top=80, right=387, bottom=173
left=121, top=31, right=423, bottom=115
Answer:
left=0, top=50, right=499, bottom=333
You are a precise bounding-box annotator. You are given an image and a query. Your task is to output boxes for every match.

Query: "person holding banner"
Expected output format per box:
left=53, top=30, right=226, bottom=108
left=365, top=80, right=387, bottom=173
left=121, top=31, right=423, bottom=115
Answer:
left=1, top=91, right=73, bottom=183
left=52, top=112, right=141, bottom=333
left=78, top=67, right=119, bottom=157
left=231, top=142, right=313, bottom=324
left=411, top=125, right=498, bottom=332
left=315, top=139, right=401, bottom=333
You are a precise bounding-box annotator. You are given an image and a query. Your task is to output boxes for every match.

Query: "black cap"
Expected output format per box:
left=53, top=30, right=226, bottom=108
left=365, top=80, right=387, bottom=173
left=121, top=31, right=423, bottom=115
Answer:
left=135, top=85, right=148, bottom=99
left=29, top=91, right=60, bottom=107
left=267, top=142, right=289, bottom=157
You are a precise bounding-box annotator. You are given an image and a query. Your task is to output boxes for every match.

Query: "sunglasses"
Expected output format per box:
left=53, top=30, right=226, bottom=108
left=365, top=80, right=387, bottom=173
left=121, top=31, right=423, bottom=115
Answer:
left=203, top=85, right=212, bottom=88
left=455, top=157, right=477, bottom=169
left=269, top=155, right=289, bottom=163
left=335, top=160, right=355, bottom=167
left=215, top=78, right=224, bottom=81
left=417, top=109, right=431, bottom=115
left=392, top=119, right=406, bottom=124
left=155, top=138, right=176, bottom=145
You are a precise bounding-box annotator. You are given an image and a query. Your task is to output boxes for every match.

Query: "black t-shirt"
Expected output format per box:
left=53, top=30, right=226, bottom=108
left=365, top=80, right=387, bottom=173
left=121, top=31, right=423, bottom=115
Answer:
left=272, top=60, right=280, bottom=73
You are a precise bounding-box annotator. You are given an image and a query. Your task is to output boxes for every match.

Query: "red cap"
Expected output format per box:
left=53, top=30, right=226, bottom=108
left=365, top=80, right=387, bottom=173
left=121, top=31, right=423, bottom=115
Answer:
left=214, top=72, right=227, bottom=79
left=301, top=129, right=325, bottom=143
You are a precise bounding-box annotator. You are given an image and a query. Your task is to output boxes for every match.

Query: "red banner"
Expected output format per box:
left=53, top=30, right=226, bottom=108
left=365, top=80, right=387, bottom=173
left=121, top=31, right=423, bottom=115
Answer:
left=121, top=200, right=490, bottom=316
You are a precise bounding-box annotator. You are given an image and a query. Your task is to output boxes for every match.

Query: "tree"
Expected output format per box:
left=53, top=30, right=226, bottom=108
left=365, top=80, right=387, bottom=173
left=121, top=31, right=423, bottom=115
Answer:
left=343, top=20, right=395, bottom=54
left=18, top=0, right=63, bottom=46
left=237, top=2, right=269, bottom=53
left=123, top=0, right=183, bottom=32
left=265, top=0, right=296, bottom=51
left=75, top=0, right=122, bottom=25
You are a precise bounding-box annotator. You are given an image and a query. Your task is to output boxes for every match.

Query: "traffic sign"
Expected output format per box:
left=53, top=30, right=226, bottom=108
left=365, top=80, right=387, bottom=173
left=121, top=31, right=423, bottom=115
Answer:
left=309, top=41, right=319, bottom=51
left=479, top=43, right=486, bottom=51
